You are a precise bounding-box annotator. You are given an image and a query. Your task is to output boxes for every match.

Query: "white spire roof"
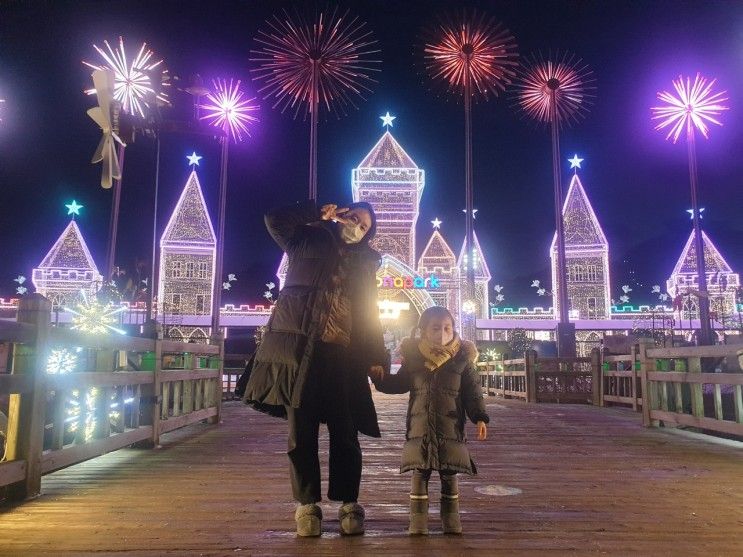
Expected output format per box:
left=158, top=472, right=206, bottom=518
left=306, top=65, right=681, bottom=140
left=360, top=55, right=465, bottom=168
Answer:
left=671, top=230, right=734, bottom=276
left=161, top=170, right=216, bottom=248
left=457, top=230, right=492, bottom=281
left=550, top=174, right=608, bottom=252
left=357, top=131, right=418, bottom=169
left=37, top=220, right=99, bottom=272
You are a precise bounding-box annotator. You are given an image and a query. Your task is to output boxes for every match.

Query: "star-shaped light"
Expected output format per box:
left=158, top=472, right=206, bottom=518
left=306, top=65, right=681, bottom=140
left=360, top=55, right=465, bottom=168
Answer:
left=14, top=275, right=26, bottom=284
left=380, top=112, right=396, bottom=128
left=265, top=282, right=275, bottom=290
left=222, top=282, right=231, bottom=290
left=568, top=154, right=583, bottom=169
left=66, top=200, right=83, bottom=216
left=531, top=280, right=540, bottom=288
left=686, top=207, right=705, bottom=219
left=187, top=151, right=202, bottom=166
left=431, top=218, right=442, bottom=229
left=227, top=273, right=237, bottom=282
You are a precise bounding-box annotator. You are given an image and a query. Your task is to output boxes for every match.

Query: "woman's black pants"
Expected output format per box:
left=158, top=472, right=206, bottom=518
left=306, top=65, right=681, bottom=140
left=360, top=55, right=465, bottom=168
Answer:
left=286, top=342, right=361, bottom=505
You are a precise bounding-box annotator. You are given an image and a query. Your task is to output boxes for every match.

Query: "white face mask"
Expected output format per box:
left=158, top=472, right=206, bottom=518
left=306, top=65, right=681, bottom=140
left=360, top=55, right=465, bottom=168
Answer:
left=339, top=222, right=365, bottom=244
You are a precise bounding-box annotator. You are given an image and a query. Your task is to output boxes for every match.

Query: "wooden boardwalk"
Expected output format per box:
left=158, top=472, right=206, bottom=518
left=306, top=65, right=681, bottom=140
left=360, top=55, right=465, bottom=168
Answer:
left=2, top=393, right=742, bottom=556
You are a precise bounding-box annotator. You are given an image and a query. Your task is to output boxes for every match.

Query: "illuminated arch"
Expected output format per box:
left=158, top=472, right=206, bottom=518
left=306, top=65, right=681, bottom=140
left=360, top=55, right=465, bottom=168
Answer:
left=377, top=255, right=437, bottom=317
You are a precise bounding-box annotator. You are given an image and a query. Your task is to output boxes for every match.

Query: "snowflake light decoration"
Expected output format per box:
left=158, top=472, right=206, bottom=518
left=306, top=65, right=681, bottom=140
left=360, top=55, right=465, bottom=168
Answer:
left=47, top=348, right=78, bottom=374
left=65, top=290, right=126, bottom=335
left=83, top=36, right=170, bottom=118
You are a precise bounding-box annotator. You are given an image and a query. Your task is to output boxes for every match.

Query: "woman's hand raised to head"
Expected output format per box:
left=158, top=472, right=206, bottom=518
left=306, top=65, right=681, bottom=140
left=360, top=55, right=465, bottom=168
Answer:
left=368, top=365, right=384, bottom=383
left=320, top=204, right=349, bottom=223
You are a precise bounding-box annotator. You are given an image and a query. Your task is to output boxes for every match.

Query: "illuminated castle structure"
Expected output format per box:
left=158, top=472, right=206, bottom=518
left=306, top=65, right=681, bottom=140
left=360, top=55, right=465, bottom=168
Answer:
left=158, top=169, right=216, bottom=342
left=550, top=171, right=611, bottom=320
left=32, top=219, right=102, bottom=308
left=353, top=125, right=490, bottom=330
left=666, top=230, right=740, bottom=322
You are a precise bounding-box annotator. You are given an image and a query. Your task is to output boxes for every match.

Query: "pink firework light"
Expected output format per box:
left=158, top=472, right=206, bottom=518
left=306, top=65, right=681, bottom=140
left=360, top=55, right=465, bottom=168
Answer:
left=199, top=79, right=259, bottom=142
left=513, top=52, right=594, bottom=126
left=83, top=36, right=170, bottom=118
left=652, top=73, right=728, bottom=143
left=250, top=7, right=381, bottom=118
left=422, top=11, right=518, bottom=99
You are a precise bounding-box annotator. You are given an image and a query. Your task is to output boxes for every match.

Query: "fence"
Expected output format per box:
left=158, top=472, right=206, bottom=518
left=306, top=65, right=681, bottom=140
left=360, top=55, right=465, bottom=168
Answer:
left=638, top=344, right=743, bottom=437
left=222, top=353, right=249, bottom=400
left=600, top=348, right=642, bottom=411
left=477, top=348, right=600, bottom=404
left=0, top=295, right=223, bottom=501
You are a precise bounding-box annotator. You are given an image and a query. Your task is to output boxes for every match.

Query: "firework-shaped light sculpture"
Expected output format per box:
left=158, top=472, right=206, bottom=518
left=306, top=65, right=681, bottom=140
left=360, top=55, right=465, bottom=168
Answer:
left=83, top=37, right=170, bottom=118
left=200, top=78, right=259, bottom=334
left=513, top=52, right=594, bottom=356
left=652, top=73, right=728, bottom=345
left=252, top=7, right=380, bottom=200
left=84, top=37, right=170, bottom=285
left=422, top=10, right=518, bottom=340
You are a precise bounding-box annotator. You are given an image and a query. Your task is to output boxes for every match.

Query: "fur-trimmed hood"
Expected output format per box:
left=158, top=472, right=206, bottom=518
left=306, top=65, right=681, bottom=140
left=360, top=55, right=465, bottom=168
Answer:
left=399, top=337, right=478, bottom=365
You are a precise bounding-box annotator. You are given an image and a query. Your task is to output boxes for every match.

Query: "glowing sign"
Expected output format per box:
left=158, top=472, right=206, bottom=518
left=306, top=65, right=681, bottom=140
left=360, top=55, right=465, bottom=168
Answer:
left=378, top=299, right=410, bottom=320
left=377, top=274, right=440, bottom=289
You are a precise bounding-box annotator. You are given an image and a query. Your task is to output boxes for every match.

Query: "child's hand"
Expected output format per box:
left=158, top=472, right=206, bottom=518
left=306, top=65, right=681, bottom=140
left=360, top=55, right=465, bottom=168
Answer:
left=368, top=365, right=384, bottom=383
left=476, top=421, right=487, bottom=441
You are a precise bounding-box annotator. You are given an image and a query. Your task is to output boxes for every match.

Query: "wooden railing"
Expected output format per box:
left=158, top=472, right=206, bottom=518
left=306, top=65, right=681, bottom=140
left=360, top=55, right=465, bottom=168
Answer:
left=601, top=349, right=642, bottom=411
left=0, top=295, right=223, bottom=501
left=477, top=349, right=600, bottom=404
left=638, top=344, right=743, bottom=437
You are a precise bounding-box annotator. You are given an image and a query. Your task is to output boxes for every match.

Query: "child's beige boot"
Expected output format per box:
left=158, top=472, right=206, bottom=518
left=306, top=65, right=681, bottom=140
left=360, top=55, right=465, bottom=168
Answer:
left=441, top=473, right=462, bottom=534
left=409, top=469, right=429, bottom=535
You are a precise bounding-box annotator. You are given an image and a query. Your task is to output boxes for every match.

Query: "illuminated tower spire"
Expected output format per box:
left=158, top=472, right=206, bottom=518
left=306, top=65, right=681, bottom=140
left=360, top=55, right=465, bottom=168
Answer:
left=667, top=230, right=739, bottom=322
left=353, top=119, right=425, bottom=269
left=550, top=170, right=611, bottom=319
left=158, top=169, right=216, bottom=340
left=32, top=220, right=103, bottom=306
left=456, top=230, right=491, bottom=319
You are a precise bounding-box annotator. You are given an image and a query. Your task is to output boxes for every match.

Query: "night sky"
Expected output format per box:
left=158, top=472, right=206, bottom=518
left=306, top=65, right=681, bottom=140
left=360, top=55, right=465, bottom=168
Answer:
left=1, top=0, right=742, bottom=308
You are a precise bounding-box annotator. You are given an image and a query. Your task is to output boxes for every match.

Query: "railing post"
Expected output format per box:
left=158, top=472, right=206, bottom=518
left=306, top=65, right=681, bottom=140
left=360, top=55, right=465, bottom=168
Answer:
left=526, top=350, right=538, bottom=403
left=135, top=326, right=162, bottom=448
left=209, top=331, right=224, bottom=425
left=630, top=345, right=639, bottom=412
left=638, top=344, right=653, bottom=427
left=6, top=294, right=51, bottom=500
left=687, top=356, right=704, bottom=419
left=590, top=348, right=601, bottom=406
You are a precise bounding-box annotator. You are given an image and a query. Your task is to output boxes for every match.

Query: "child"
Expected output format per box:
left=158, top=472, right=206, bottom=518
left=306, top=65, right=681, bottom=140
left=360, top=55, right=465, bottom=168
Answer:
left=372, top=306, right=488, bottom=535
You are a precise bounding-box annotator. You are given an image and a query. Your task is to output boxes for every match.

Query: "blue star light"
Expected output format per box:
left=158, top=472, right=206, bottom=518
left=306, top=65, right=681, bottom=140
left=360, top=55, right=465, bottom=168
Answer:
left=65, top=200, right=83, bottom=216
left=187, top=151, right=203, bottom=166
left=380, top=112, right=396, bottom=128
left=568, top=154, right=584, bottom=169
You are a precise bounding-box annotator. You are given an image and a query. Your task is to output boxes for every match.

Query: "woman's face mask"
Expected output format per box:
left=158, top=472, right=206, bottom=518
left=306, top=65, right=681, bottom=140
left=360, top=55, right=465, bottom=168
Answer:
left=338, top=208, right=372, bottom=244
left=340, top=222, right=366, bottom=244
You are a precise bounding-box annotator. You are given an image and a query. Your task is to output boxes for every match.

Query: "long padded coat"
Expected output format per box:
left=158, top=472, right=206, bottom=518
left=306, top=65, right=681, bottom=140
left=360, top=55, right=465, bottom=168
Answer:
left=243, top=201, right=388, bottom=437
left=374, top=338, right=489, bottom=474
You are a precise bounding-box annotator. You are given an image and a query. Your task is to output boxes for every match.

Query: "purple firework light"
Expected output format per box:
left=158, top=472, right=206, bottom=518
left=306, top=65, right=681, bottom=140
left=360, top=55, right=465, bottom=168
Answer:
left=652, top=73, right=728, bottom=143
left=199, top=79, right=259, bottom=142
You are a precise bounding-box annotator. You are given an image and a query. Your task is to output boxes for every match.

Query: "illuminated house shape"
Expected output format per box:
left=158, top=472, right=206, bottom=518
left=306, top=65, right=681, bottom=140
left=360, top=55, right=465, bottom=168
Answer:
left=32, top=220, right=102, bottom=307
left=457, top=231, right=491, bottom=319
left=418, top=229, right=460, bottom=313
left=352, top=130, right=425, bottom=269
left=550, top=173, right=611, bottom=319
left=666, top=230, right=740, bottom=320
left=158, top=170, right=216, bottom=341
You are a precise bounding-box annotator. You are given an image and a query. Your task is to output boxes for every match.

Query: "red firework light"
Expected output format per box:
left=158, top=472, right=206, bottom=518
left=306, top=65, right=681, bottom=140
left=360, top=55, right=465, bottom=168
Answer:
left=251, top=7, right=380, bottom=118
left=422, top=11, right=518, bottom=99
left=514, top=52, right=594, bottom=125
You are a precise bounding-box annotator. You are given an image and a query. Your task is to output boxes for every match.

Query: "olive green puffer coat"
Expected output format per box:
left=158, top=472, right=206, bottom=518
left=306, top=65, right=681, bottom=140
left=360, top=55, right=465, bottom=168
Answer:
left=373, top=338, right=489, bottom=475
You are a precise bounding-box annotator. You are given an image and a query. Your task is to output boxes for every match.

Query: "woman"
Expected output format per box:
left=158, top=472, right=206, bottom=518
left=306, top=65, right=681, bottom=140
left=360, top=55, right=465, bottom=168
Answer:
left=244, top=200, right=388, bottom=537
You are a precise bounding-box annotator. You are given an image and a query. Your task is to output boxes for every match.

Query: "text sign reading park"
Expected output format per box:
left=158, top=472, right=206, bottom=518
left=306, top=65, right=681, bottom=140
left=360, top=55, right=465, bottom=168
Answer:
left=377, top=274, right=440, bottom=289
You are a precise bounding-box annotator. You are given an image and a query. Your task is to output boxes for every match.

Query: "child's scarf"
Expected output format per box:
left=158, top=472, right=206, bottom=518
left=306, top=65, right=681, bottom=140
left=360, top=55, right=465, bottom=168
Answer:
left=418, top=334, right=462, bottom=372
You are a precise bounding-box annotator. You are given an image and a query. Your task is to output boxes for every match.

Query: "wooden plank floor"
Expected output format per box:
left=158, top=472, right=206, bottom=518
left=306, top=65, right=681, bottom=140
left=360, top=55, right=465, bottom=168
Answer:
left=2, top=394, right=742, bottom=556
